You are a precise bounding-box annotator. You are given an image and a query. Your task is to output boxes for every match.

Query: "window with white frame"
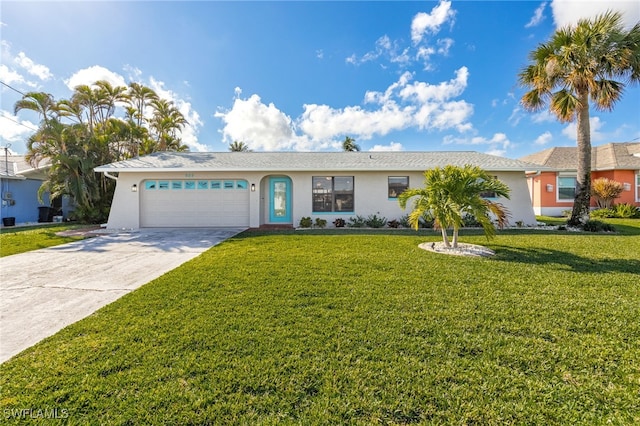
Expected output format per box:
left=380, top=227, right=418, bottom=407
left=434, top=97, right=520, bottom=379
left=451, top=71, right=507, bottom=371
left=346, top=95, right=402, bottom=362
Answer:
left=636, top=172, right=640, bottom=202
left=312, top=176, right=354, bottom=212
left=557, top=175, right=577, bottom=201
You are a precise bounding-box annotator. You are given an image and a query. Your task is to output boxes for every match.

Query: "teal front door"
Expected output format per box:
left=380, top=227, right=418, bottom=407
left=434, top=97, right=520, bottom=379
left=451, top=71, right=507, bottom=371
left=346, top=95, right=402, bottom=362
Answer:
left=269, top=177, right=292, bottom=223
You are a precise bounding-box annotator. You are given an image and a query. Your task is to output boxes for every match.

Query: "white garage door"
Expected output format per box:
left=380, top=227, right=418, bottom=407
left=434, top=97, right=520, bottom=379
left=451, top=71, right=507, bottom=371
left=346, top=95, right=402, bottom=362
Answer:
left=140, top=179, right=250, bottom=227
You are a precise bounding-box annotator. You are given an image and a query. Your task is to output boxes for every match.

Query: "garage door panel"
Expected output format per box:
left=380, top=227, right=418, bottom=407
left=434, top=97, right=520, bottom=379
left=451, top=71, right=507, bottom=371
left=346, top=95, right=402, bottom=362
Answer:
left=140, top=179, right=249, bottom=227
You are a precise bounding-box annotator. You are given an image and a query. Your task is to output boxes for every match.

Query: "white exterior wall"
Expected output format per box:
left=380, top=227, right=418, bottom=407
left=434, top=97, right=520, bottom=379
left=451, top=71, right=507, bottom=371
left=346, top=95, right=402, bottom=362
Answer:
left=105, top=170, right=537, bottom=230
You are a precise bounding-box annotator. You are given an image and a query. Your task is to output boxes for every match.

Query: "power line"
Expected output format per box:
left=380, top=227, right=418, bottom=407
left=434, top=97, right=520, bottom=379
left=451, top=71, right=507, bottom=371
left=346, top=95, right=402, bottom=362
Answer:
left=0, top=80, right=26, bottom=97
left=0, top=114, right=39, bottom=132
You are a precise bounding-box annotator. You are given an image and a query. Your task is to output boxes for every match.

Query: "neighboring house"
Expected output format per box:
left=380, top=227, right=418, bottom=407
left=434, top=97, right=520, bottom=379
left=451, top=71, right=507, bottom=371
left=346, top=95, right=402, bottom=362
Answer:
left=1, top=155, right=50, bottom=226
left=95, top=151, right=541, bottom=230
left=520, top=142, right=640, bottom=216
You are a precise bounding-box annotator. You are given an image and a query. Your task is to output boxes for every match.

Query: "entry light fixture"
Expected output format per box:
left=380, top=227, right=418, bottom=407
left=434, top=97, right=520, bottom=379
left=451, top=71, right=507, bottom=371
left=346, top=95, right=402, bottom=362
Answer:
left=546, top=184, right=553, bottom=193
left=131, top=184, right=138, bottom=192
left=623, top=182, right=631, bottom=191
left=251, top=183, right=256, bottom=192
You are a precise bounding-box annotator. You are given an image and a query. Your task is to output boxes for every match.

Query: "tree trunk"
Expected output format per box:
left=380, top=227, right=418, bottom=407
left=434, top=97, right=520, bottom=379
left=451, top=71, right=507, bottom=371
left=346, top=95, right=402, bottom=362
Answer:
left=441, top=228, right=451, bottom=247
left=452, top=227, right=459, bottom=248
left=568, top=90, right=592, bottom=227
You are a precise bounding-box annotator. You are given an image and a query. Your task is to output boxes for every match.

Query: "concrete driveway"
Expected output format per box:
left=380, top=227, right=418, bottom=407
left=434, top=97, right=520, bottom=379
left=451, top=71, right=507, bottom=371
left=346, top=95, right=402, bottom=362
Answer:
left=0, top=227, right=245, bottom=364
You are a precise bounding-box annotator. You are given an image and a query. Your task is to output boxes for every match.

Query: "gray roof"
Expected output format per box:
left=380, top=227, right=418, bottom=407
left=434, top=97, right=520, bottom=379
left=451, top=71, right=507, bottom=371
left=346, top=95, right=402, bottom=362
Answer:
left=520, top=142, right=640, bottom=171
left=0, top=155, right=49, bottom=180
left=95, top=151, right=543, bottom=173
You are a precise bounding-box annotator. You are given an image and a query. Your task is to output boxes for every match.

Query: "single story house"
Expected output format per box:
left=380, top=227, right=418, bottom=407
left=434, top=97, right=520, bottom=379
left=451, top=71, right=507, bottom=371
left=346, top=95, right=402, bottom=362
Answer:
left=0, top=155, right=65, bottom=226
left=95, top=151, right=540, bottom=230
left=520, top=142, right=640, bottom=216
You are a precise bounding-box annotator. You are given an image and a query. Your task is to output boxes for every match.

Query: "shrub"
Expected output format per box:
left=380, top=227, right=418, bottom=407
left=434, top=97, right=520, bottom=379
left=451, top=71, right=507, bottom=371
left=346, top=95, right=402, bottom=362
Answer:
left=591, top=208, right=615, bottom=219
left=347, top=215, right=367, bottom=228
left=582, top=220, right=616, bottom=233
left=365, top=214, right=387, bottom=228
left=591, top=178, right=623, bottom=209
left=613, top=203, right=640, bottom=218
left=462, top=214, right=481, bottom=228
left=398, top=215, right=411, bottom=228
left=314, top=218, right=327, bottom=228
left=299, top=217, right=312, bottom=228
left=332, top=218, right=346, bottom=228
left=387, top=219, right=401, bottom=228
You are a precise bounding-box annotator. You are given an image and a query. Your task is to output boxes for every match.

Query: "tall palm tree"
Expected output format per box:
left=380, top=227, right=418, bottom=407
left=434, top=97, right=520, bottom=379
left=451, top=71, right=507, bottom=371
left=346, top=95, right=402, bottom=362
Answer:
left=398, top=165, right=511, bottom=248
left=519, top=11, right=640, bottom=226
left=228, top=140, right=252, bottom=152
left=13, top=92, right=57, bottom=126
left=342, top=136, right=360, bottom=152
left=149, top=99, right=188, bottom=152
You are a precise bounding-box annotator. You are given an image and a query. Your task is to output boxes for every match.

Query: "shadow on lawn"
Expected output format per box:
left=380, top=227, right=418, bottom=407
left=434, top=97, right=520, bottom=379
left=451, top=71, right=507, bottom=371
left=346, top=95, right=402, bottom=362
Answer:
left=492, top=244, right=640, bottom=275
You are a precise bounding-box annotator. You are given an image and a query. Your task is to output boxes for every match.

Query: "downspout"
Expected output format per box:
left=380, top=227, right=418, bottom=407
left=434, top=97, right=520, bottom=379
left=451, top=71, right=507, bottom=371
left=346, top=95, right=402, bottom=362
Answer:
left=103, top=171, right=118, bottom=181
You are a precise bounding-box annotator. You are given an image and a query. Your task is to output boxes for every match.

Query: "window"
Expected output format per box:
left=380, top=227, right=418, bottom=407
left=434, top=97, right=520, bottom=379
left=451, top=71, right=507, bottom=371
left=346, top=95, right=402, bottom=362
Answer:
left=184, top=181, right=196, bottom=190
left=145, top=181, right=157, bottom=190
left=158, top=181, right=169, bottom=190
left=171, top=181, right=182, bottom=190
left=211, top=180, right=221, bottom=189
left=197, top=180, right=208, bottom=190
left=312, top=176, right=354, bottom=212
left=558, top=175, right=577, bottom=201
left=388, top=176, right=408, bottom=198
left=636, top=173, right=640, bottom=202
left=236, top=180, right=248, bottom=189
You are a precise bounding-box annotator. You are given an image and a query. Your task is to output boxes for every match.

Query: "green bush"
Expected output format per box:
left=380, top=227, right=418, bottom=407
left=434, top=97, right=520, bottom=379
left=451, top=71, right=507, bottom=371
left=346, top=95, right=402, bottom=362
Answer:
left=314, top=218, right=327, bottom=228
left=582, top=219, right=616, bottom=233
left=299, top=217, right=312, bottom=228
left=365, top=214, right=387, bottom=228
left=613, top=203, right=640, bottom=218
left=347, top=215, right=367, bottom=228
left=590, top=208, right=615, bottom=218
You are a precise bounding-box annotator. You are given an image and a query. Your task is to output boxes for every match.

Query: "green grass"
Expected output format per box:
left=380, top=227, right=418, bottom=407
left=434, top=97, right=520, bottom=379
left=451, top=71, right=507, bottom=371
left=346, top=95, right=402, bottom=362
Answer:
left=1, top=220, right=639, bottom=424
left=0, top=224, right=90, bottom=257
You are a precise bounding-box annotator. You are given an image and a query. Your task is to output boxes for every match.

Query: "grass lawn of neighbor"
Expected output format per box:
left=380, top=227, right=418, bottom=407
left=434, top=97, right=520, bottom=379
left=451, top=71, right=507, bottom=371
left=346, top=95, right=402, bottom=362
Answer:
left=0, top=224, right=93, bottom=257
left=1, top=219, right=638, bottom=424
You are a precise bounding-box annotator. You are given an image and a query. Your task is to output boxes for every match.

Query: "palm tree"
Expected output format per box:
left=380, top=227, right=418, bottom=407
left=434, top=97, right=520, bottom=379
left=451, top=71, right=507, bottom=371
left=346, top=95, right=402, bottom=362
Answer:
left=519, top=11, right=640, bottom=226
left=398, top=165, right=511, bottom=248
left=14, top=92, right=57, bottom=126
left=228, top=140, right=252, bottom=152
left=149, top=99, right=188, bottom=152
left=342, top=136, right=360, bottom=152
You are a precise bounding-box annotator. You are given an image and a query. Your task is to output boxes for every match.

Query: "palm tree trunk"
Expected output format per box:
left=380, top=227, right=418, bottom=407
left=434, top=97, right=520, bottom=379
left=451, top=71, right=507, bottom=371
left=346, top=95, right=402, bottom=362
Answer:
left=441, top=228, right=451, bottom=247
left=568, top=89, right=592, bottom=226
left=452, top=227, right=459, bottom=248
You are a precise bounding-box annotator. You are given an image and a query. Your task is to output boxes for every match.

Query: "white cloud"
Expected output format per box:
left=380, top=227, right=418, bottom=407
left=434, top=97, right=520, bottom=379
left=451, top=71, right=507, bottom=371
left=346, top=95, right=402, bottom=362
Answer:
left=0, top=110, right=38, bottom=144
left=531, top=110, right=556, bottom=123
left=316, top=49, right=324, bottom=59
left=525, top=2, right=547, bottom=28
left=411, top=1, right=455, bottom=44
left=65, top=65, right=126, bottom=90
left=443, top=132, right=512, bottom=156
left=437, top=38, right=454, bottom=55
left=217, top=67, right=474, bottom=151
left=14, top=52, right=52, bottom=81
left=214, top=94, right=301, bottom=151
left=562, top=116, right=605, bottom=142
left=551, top=0, right=640, bottom=29
left=369, top=142, right=404, bottom=152
left=0, top=64, right=25, bottom=86
left=534, top=131, right=553, bottom=145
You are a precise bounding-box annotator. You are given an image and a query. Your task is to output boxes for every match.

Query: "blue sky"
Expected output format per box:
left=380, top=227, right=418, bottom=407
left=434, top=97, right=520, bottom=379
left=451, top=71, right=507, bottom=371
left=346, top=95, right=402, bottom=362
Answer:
left=1, top=0, right=639, bottom=158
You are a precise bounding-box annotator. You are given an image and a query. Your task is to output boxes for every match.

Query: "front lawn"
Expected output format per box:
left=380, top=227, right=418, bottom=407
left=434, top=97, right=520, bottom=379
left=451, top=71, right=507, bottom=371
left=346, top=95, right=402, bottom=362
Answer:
left=1, top=220, right=638, bottom=424
left=0, top=224, right=90, bottom=257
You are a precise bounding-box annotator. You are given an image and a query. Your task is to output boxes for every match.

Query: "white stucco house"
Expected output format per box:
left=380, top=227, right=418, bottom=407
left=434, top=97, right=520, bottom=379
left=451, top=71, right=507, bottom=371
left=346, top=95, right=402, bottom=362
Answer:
left=95, top=151, right=541, bottom=230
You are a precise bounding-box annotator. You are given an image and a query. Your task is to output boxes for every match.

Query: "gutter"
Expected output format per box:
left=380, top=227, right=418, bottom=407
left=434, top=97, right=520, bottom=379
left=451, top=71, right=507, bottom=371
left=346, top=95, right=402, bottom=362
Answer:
left=102, top=171, right=119, bottom=180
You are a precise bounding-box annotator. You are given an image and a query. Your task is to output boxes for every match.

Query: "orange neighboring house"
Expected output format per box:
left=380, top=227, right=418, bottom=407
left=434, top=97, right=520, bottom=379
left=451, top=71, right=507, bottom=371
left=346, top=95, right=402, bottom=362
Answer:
left=520, top=142, right=640, bottom=217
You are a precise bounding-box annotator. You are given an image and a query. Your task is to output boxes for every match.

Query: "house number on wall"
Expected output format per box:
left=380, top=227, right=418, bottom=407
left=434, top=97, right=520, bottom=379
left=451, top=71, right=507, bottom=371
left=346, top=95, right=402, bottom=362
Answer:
left=185, top=173, right=194, bottom=178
